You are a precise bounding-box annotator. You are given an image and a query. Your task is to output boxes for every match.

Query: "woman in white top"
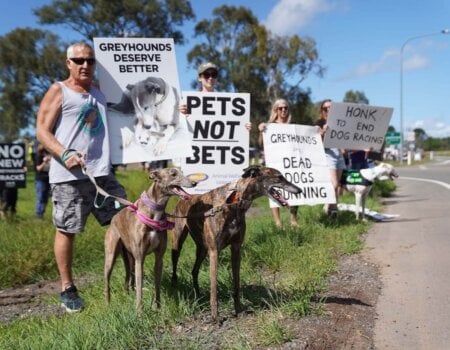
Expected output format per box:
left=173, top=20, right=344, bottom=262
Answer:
left=258, top=98, right=298, bottom=227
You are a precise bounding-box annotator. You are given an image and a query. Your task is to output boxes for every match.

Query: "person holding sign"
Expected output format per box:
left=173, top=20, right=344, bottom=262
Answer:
left=179, top=62, right=252, bottom=131
left=344, top=149, right=370, bottom=170
left=315, top=99, right=346, bottom=216
left=258, top=99, right=299, bottom=227
left=36, top=42, right=126, bottom=313
left=179, top=62, right=219, bottom=115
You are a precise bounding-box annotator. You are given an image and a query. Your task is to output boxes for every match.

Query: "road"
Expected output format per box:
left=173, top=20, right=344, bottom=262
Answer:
left=364, top=157, right=450, bottom=349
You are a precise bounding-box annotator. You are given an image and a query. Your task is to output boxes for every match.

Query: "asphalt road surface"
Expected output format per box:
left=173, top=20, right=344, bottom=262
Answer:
left=365, top=158, right=450, bottom=349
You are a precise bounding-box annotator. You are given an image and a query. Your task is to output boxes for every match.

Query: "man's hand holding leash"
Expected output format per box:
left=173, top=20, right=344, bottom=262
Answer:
left=60, top=149, right=85, bottom=169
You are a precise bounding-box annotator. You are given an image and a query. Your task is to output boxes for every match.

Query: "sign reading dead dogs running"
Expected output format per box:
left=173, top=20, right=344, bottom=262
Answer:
left=93, top=37, right=192, bottom=164
left=179, top=91, right=250, bottom=194
left=263, top=124, right=335, bottom=206
left=324, top=102, right=393, bottom=151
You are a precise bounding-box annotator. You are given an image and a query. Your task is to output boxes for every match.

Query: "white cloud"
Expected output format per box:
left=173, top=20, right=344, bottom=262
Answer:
left=339, top=47, right=430, bottom=81
left=264, top=0, right=335, bottom=35
left=403, top=53, right=429, bottom=70
left=337, top=49, right=397, bottom=80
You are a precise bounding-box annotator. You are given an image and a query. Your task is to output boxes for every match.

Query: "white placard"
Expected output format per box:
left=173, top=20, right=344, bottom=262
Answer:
left=324, top=102, right=393, bottom=151
left=263, top=124, right=335, bottom=206
left=93, top=37, right=192, bottom=164
left=179, top=91, right=250, bottom=194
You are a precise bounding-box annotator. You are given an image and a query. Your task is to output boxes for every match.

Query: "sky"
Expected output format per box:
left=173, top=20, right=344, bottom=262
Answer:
left=1, top=0, right=450, bottom=138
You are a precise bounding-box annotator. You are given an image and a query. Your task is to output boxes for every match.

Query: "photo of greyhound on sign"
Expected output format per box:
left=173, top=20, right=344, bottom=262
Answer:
left=93, top=37, right=192, bottom=164
left=108, top=76, right=180, bottom=155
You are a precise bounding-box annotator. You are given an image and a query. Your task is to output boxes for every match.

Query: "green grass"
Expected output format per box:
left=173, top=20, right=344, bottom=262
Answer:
left=0, top=168, right=395, bottom=349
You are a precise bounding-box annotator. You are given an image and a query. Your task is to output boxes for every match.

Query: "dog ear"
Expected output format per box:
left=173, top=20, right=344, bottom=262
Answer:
left=242, top=166, right=261, bottom=178
left=149, top=169, right=162, bottom=181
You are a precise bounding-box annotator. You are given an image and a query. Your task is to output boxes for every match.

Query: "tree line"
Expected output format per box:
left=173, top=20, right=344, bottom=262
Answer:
left=6, top=0, right=441, bottom=150
left=0, top=0, right=327, bottom=145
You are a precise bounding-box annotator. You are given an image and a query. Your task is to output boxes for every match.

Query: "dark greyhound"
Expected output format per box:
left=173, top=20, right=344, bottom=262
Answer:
left=104, top=168, right=196, bottom=311
left=170, top=165, right=301, bottom=322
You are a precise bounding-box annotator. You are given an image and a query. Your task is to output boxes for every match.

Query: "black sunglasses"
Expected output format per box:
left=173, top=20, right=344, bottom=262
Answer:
left=322, top=106, right=331, bottom=111
left=202, top=71, right=218, bottom=79
left=277, top=106, right=288, bottom=111
left=69, top=57, right=96, bottom=66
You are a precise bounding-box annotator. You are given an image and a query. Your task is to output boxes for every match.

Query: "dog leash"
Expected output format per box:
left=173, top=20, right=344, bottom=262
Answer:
left=166, top=198, right=253, bottom=220
left=82, top=167, right=175, bottom=230
left=81, top=167, right=134, bottom=209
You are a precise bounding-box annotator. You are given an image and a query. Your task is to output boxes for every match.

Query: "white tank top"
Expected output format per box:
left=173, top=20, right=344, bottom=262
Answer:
left=49, top=82, right=112, bottom=183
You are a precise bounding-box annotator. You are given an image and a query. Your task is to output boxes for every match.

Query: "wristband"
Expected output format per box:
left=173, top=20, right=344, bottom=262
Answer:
left=61, top=149, right=79, bottom=163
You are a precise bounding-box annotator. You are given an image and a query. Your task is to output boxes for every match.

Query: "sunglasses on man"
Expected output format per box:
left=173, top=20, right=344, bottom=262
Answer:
left=202, top=71, right=218, bottom=79
left=69, top=57, right=96, bottom=66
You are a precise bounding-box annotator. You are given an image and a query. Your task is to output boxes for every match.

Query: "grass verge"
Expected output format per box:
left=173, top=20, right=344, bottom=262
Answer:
left=0, top=169, right=395, bottom=349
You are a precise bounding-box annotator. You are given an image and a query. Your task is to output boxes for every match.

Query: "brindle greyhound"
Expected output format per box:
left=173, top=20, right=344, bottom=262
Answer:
left=171, top=165, right=301, bottom=322
left=104, top=168, right=196, bottom=311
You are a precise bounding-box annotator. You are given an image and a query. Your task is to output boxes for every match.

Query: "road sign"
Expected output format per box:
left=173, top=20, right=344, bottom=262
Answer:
left=385, top=132, right=401, bottom=145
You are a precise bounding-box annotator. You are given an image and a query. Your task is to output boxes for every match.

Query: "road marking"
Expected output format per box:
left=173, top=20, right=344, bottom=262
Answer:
left=401, top=176, right=450, bottom=190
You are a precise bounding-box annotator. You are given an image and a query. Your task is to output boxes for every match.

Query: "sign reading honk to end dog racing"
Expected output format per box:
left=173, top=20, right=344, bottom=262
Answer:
left=180, top=91, right=250, bottom=194
left=324, top=102, right=393, bottom=151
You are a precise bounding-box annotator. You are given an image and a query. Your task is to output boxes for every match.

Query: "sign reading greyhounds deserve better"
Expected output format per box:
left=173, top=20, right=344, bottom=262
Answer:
left=179, top=91, right=250, bottom=194
left=0, top=143, right=26, bottom=188
left=93, top=37, right=192, bottom=164
left=324, top=102, right=393, bottom=151
left=262, top=124, right=335, bottom=207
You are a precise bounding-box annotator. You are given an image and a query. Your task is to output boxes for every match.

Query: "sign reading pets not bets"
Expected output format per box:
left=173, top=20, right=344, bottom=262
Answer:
left=324, top=102, right=393, bottom=151
left=93, top=37, right=192, bottom=164
left=0, top=143, right=26, bottom=188
left=179, top=91, right=250, bottom=194
left=262, top=124, right=335, bottom=206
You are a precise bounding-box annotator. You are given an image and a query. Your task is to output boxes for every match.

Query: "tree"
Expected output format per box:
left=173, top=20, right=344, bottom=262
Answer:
left=343, top=90, right=369, bottom=104
left=413, top=127, right=427, bottom=149
left=186, top=6, right=324, bottom=144
left=0, top=28, right=67, bottom=142
left=34, top=0, right=195, bottom=43
left=0, top=0, right=195, bottom=140
left=387, top=125, right=396, bottom=132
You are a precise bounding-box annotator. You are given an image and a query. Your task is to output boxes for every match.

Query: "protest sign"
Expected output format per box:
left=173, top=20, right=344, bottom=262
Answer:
left=0, top=143, right=26, bottom=188
left=179, top=91, right=250, bottom=194
left=263, top=124, right=335, bottom=206
left=324, top=102, right=393, bottom=151
left=93, top=37, right=192, bottom=164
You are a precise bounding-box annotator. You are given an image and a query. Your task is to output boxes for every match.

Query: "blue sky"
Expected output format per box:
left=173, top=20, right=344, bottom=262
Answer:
left=1, top=0, right=450, bottom=138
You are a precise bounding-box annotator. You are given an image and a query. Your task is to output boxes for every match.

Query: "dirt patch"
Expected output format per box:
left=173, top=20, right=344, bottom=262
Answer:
left=0, top=253, right=380, bottom=349
left=0, top=276, right=97, bottom=323
left=0, top=280, right=64, bottom=323
left=288, top=253, right=380, bottom=350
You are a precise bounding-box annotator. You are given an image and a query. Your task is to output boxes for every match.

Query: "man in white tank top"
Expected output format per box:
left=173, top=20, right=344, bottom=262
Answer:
left=36, top=42, right=126, bottom=313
